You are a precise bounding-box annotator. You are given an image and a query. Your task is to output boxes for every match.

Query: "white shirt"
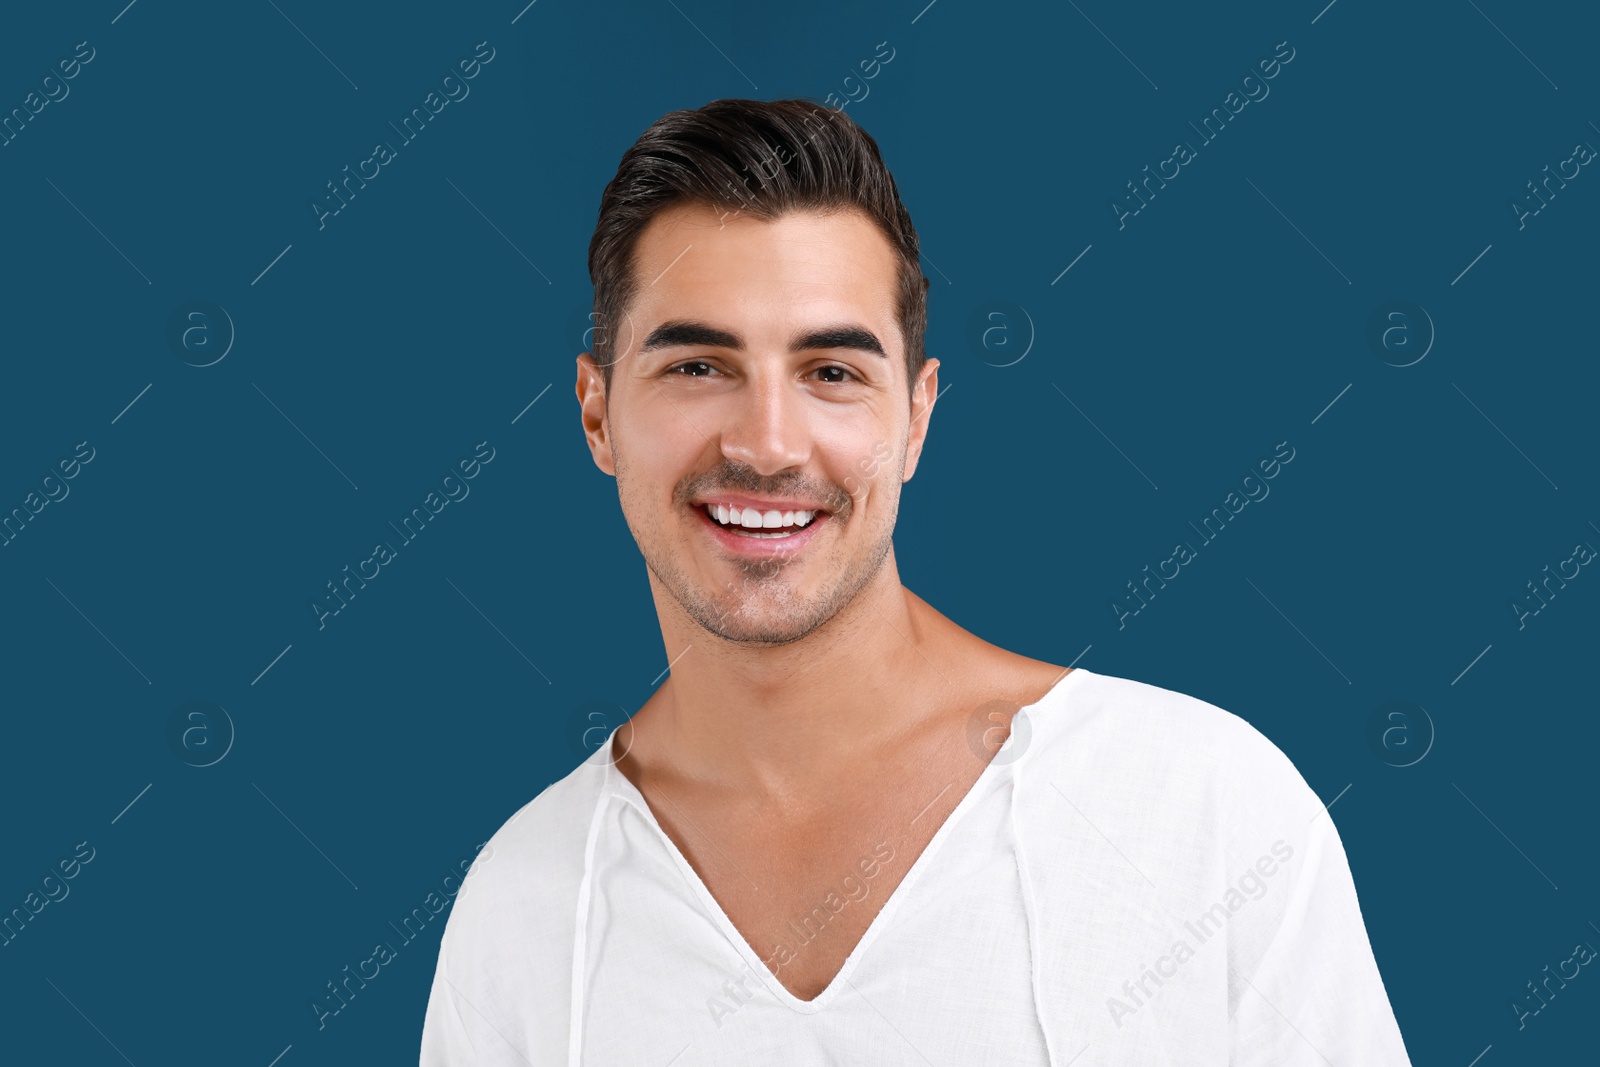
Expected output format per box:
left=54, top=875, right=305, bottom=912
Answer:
left=420, top=667, right=1413, bottom=1065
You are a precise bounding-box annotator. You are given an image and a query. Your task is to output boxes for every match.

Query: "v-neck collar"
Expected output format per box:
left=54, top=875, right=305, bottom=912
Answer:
left=593, top=667, right=1088, bottom=1014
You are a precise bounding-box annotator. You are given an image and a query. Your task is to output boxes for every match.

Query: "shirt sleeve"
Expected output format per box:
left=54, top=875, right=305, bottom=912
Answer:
left=1225, top=737, right=1413, bottom=1065
left=419, top=931, right=477, bottom=1066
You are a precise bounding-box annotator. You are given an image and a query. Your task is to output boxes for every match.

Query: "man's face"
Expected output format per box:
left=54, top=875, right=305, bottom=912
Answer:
left=576, top=201, right=938, bottom=645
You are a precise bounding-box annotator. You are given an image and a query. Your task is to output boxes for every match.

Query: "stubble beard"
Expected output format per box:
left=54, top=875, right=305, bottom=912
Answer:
left=663, top=506, right=896, bottom=645
left=613, top=434, right=901, bottom=645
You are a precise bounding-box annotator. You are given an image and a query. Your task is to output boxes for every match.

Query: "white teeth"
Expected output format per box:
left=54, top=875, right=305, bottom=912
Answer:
left=703, top=503, right=820, bottom=531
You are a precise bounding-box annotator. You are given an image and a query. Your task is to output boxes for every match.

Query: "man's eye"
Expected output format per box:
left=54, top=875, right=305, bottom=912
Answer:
left=665, top=363, right=857, bottom=382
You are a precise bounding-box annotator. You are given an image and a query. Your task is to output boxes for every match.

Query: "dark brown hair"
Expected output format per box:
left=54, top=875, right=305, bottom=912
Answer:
left=586, top=98, right=928, bottom=397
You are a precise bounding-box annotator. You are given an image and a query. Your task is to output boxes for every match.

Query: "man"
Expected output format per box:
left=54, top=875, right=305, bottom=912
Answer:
left=421, top=98, right=1412, bottom=1065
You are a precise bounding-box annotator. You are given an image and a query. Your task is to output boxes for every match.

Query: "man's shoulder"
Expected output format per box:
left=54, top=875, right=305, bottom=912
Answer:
left=1024, top=668, right=1318, bottom=816
left=424, top=752, right=608, bottom=1055
left=1039, top=667, right=1277, bottom=750
left=451, top=752, right=611, bottom=920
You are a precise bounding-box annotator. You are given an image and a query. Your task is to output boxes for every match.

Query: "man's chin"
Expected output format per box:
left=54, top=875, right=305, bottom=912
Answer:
left=693, top=593, right=833, bottom=646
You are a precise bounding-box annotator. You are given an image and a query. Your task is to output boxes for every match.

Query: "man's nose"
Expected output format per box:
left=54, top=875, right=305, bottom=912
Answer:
left=718, top=369, right=812, bottom=475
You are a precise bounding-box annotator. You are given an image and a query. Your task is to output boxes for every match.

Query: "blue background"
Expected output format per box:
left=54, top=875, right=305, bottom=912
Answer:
left=2, top=0, right=1595, bottom=1062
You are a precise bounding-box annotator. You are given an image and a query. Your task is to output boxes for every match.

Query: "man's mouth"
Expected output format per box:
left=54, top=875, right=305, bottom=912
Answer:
left=700, top=503, right=823, bottom=539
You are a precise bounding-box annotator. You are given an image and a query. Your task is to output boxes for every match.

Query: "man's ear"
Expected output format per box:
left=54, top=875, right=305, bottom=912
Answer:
left=576, top=353, right=616, bottom=476
left=901, top=357, right=939, bottom=483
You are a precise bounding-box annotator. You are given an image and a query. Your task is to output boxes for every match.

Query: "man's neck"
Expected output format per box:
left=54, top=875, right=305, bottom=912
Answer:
left=634, top=560, right=956, bottom=800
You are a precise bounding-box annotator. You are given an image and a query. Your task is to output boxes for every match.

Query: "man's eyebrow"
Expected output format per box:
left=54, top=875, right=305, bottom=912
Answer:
left=639, top=320, right=886, bottom=358
left=796, top=325, right=886, bottom=357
